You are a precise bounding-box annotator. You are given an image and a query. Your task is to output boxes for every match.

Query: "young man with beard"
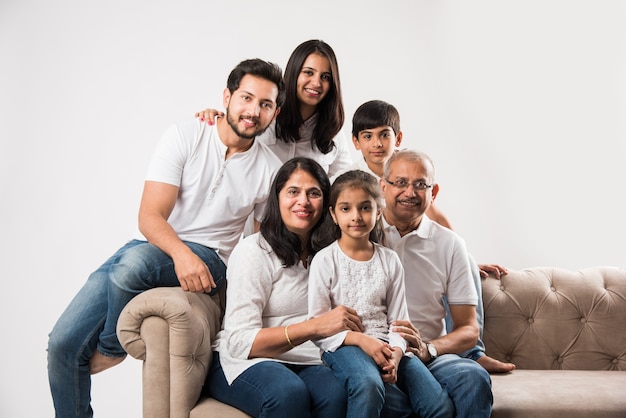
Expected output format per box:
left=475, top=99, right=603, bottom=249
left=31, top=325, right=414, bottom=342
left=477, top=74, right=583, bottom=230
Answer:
left=381, top=149, right=493, bottom=418
left=47, top=58, right=285, bottom=418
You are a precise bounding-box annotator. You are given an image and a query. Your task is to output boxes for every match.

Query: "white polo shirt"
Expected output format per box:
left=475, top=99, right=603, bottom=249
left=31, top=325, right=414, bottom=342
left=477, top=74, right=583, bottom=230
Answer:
left=383, top=214, right=477, bottom=341
left=137, top=118, right=282, bottom=264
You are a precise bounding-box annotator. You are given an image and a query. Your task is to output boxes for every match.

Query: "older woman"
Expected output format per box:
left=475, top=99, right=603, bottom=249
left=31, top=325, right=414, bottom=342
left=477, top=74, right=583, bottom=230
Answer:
left=204, top=157, right=363, bottom=417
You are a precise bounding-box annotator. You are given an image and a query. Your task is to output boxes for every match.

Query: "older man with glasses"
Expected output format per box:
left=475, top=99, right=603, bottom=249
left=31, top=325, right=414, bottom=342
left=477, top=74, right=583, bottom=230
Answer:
left=379, top=149, right=493, bottom=418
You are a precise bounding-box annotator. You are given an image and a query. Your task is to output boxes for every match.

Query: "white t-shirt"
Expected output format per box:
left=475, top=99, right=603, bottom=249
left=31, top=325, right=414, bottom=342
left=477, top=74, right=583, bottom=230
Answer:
left=215, top=233, right=323, bottom=385
left=257, top=114, right=352, bottom=177
left=136, top=119, right=282, bottom=264
left=383, top=215, right=477, bottom=341
left=308, top=241, right=409, bottom=353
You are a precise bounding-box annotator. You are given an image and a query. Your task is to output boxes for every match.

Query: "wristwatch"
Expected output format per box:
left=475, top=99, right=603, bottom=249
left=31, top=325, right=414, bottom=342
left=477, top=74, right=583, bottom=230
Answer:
left=426, top=342, right=438, bottom=361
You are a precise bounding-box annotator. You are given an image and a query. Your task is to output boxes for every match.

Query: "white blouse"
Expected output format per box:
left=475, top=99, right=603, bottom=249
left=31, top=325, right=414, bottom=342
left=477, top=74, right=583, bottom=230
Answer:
left=214, top=233, right=323, bottom=385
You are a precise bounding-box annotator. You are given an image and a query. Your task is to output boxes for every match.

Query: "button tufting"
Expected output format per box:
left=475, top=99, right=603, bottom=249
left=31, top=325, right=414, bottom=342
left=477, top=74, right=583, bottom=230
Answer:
left=580, top=317, right=586, bottom=323
left=557, top=357, right=564, bottom=364
left=528, top=317, right=534, bottom=324
left=500, top=285, right=505, bottom=291
left=612, top=359, right=619, bottom=364
left=550, top=287, right=556, bottom=292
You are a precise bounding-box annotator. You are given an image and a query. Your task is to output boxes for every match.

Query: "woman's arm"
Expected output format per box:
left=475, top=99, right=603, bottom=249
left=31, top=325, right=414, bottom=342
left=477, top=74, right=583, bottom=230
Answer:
left=250, top=305, right=363, bottom=359
left=224, top=236, right=364, bottom=360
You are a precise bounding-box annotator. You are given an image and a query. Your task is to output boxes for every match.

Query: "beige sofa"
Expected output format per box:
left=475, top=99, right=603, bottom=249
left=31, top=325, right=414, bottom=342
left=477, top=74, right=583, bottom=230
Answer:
left=117, top=266, right=626, bottom=417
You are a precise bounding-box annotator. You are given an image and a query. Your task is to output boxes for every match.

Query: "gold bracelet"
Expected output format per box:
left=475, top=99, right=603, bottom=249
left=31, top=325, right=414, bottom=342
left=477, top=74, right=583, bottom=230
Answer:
left=284, top=325, right=295, bottom=349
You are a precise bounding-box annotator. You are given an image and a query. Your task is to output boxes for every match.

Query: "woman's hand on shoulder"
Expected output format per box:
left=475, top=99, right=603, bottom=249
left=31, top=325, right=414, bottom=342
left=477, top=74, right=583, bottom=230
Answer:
left=194, top=108, right=224, bottom=125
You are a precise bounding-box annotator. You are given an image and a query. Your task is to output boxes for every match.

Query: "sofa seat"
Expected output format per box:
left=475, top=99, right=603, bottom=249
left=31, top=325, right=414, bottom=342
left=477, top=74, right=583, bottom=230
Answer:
left=118, top=266, right=626, bottom=417
left=490, top=369, right=626, bottom=418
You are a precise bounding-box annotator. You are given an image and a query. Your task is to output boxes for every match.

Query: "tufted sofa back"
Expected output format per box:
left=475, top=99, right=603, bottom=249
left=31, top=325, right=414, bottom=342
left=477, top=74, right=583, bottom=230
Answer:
left=481, top=266, right=626, bottom=371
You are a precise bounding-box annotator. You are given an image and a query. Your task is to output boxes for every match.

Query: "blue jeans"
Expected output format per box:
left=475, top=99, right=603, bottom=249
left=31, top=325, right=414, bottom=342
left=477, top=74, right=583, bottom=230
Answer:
left=323, top=346, right=454, bottom=418
left=385, top=355, right=492, bottom=418
left=206, top=352, right=347, bottom=418
left=444, top=254, right=485, bottom=361
left=47, top=239, right=226, bottom=418
left=428, top=355, right=492, bottom=418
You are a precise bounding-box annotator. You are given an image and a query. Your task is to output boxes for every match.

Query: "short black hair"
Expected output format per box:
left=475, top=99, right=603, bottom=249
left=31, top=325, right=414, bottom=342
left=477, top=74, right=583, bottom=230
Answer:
left=352, top=100, right=400, bottom=138
left=226, top=58, right=285, bottom=108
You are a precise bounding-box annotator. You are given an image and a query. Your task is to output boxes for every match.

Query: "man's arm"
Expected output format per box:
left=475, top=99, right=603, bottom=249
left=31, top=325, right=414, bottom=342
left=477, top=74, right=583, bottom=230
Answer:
left=138, top=180, right=216, bottom=293
left=429, top=305, right=479, bottom=356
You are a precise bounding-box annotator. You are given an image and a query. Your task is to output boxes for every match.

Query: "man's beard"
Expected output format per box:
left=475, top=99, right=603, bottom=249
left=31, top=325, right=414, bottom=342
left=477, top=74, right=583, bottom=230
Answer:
left=226, top=111, right=270, bottom=140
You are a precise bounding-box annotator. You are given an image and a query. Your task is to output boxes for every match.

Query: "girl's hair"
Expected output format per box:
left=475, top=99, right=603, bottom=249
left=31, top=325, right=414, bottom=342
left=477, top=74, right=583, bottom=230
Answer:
left=261, top=157, right=331, bottom=267
left=312, top=170, right=385, bottom=250
left=351, top=100, right=400, bottom=138
left=275, top=40, right=344, bottom=154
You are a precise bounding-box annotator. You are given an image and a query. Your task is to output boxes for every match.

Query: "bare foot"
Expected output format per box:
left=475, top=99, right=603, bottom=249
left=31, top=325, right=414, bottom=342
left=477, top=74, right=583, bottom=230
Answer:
left=89, top=351, right=127, bottom=374
left=477, top=355, right=516, bottom=373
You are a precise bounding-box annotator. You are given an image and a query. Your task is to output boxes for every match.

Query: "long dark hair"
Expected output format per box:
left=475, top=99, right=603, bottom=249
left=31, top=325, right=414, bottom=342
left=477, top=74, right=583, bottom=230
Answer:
left=312, top=170, right=385, bottom=251
left=275, top=40, right=344, bottom=154
left=260, top=157, right=331, bottom=267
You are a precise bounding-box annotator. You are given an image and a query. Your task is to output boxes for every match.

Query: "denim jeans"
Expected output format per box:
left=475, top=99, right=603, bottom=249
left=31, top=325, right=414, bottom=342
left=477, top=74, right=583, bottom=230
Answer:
left=444, top=253, right=486, bottom=361
left=47, top=239, right=226, bottom=418
left=323, top=346, right=454, bottom=418
left=427, top=354, right=492, bottom=418
left=206, top=352, right=347, bottom=418
left=384, top=354, right=492, bottom=418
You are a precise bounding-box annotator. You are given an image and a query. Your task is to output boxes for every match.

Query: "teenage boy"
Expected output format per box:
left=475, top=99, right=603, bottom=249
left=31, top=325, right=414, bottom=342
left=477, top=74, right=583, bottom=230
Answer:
left=345, top=100, right=514, bottom=374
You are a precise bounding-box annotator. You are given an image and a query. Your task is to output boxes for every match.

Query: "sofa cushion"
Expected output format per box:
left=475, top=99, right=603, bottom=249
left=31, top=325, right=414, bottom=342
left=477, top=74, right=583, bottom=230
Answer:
left=491, top=369, right=626, bottom=418
left=191, top=397, right=250, bottom=418
left=482, top=266, right=626, bottom=370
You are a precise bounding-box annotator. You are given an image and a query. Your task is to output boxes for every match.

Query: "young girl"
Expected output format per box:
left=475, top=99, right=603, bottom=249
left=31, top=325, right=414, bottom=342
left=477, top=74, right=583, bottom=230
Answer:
left=308, top=169, right=454, bottom=418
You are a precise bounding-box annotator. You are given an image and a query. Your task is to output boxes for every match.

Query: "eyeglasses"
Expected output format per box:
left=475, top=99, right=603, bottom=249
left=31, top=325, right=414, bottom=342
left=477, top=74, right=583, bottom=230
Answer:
left=384, top=178, right=433, bottom=191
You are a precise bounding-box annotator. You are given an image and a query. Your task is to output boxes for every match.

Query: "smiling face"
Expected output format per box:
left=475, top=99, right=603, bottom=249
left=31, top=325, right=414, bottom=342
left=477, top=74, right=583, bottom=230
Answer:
left=381, top=156, right=438, bottom=224
left=279, top=168, right=325, bottom=241
left=330, top=186, right=381, bottom=242
left=296, top=52, right=331, bottom=118
left=223, top=74, right=280, bottom=140
left=353, top=126, right=403, bottom=171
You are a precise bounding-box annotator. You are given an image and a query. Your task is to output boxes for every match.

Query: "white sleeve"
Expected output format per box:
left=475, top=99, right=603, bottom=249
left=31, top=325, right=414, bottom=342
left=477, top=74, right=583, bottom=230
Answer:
left=447, top=235, right=478, bottom=305
left=308, top=247, right=347, bottom=352
left=222, top=236, right=273, bottom=359
left=326, top=129, right=354, bottom=178
left=144, top=123, right=189, bottom=186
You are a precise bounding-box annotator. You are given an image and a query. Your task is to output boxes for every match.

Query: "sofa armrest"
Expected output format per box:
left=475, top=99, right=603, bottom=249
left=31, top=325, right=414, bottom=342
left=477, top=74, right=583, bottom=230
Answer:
left=117, top=286, right=224, bottom=418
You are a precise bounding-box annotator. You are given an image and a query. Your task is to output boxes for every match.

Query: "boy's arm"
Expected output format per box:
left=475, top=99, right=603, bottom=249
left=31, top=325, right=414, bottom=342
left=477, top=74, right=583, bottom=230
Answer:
left=426, top=202, right=453, bottom=230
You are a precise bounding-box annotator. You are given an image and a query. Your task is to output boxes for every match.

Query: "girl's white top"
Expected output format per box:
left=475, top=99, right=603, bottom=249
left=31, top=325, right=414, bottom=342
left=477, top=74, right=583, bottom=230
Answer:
left=308, top=241, right=409, bottom=353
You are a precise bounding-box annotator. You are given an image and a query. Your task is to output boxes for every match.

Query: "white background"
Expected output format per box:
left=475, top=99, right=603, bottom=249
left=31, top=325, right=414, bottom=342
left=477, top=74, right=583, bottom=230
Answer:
left=1, top=1, right=625, bottom=416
